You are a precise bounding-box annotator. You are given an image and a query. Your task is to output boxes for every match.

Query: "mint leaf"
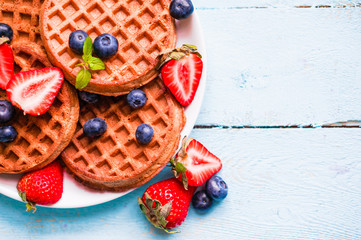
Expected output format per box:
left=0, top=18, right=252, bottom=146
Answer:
left=75, top=67, right=91, bottom=89
left=83, top=37, right=93, bottom=59
left=82, top=54, right=92, bottom=63
left=88, top=57, right=105, bottom=71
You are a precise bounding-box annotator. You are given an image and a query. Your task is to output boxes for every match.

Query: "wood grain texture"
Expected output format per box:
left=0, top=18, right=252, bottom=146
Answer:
left=195, top=8, right=361, bottom=127
left=1, top=129, right=361, bottom=239
left=196, top=0, right=361, bottom=8
left=1, top=1, right=361, bottom=239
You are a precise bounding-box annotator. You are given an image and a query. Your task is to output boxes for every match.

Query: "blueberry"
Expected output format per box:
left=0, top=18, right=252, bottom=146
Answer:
left=192, top=190, right=213, bottom=211
left=0, top=126, right=17, bottom=143
left=0, top=23, right=13, bottom=43
left=79, top=91, right=100, bottom=104
left=93, top=33, right=119, bottom=59
left=136, top=123, right=153, bottom=145
left=206, top=175, right=228, bottom=201
left=69, top=30, right=89, bottom=54
left=83, top=118, right=107, bottom=137
left=127, top=89, right=147, bottom=109
left=169, top=0, right=194, bottom=20
left=0, top=100, right=15, bottom=123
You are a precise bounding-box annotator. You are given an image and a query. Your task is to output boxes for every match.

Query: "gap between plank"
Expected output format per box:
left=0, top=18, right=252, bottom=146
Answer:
left=194, top=121, right=361, bottom=129
left=197, top=3, right=361, bottom=10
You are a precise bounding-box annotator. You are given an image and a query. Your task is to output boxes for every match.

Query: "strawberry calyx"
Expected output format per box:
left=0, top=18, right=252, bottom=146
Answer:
left=170, top=136, right=192, bottom=190
left=157, top=44, right=202, bottom=70
left=18, top=190, right=37, bottom=213
left=0, top=37, right=10, bottom=45
left=138, top=193, right=179, bottom=233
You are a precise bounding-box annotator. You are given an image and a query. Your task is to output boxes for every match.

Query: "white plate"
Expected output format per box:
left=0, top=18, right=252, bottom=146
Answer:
left=0, top=11, right=207, bottom=208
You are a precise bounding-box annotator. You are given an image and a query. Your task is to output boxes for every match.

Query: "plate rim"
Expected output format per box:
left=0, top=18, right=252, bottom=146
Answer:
left=0, top=10, right=207, bottom=209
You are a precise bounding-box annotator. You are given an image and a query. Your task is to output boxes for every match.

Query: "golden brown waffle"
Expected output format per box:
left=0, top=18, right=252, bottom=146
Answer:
left=0, top=41, right=80, bottom=173
left=40, top=0, right=176, bottom=96
left=61, top=77, right=185, bottom=191
left=0, top=0, right=44, bottom=46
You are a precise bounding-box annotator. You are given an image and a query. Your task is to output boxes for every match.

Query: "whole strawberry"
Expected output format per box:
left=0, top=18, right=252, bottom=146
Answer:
left=138, top=177, right=196, bottom=233
left=17, top=161, right=64, bottom=212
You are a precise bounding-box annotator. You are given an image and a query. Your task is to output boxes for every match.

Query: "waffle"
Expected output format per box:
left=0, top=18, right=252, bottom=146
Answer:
left=0, top=41, right=80, bottom=173
left=40, top=0, right=177, bottom=96
left=0, top=0, right=44, bottom=46
left=61, top=77, right=185, bottom=191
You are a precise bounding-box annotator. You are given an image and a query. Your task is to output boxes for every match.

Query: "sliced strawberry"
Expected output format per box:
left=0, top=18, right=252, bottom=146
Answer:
left=0, top=43, right=14, bottom=89
left=160, top=45, right=203, bottom=106
left=6, top=67, right=64, bottom=116
left=171, top=137, right=222, bottom=188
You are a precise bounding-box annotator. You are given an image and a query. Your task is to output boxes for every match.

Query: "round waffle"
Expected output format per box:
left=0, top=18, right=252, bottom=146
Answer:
left=0, top=41, right=80, bottom=173
left=61, top=77, right=185, bottom=191
left=40, top=0, right=176, bottom=96
left=0, top=0, right=44, bottom=46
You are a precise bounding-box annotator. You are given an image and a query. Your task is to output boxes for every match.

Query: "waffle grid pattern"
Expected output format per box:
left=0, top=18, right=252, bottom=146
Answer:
left=0, top=88, right=66, bottom=172
left=63, top=79, right=173, bottom=179
left=0, top=41, right=79, bottom=173
left=41, top=0, right=176, bottom=94
left=0, top=0, right=44, bottom=45
left=12, top=41, right=50, bottom=72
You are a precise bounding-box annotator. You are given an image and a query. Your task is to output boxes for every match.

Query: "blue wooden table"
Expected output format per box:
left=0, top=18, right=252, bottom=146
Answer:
left=2, top=0, right=361, bottom=239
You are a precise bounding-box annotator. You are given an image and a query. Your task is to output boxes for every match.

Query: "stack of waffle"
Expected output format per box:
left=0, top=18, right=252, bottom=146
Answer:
left=0, top=0, right=185, bottom=192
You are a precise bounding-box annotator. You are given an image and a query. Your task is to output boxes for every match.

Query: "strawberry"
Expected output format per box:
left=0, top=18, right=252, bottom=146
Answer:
left=17, top=161, right=64, bottom=212
left=6, top=67, right=64, bottom=116
left=171, top=137, right=222, bottom=189
left=160, top=44, right=203, bottom=106
left=138, top=177, right=197, bottom=233
left=0, top=43, right=14, bottom=89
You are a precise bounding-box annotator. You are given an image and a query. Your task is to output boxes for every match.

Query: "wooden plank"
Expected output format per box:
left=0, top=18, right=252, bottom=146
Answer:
left=195, top=8, right=361, bottom=127
left=1, top=129, right=361, bottom=239
left=195, top=0, right=361, bottom=9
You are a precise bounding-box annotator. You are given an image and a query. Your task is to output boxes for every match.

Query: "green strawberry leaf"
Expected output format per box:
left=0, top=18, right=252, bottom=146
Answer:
left=75, top=67, right=91, bottom=89
left=83, top=37, right=93, bottom=59
left=88, top=57, right=105, bottom=71
left=175, top=162, right=186, bottom=173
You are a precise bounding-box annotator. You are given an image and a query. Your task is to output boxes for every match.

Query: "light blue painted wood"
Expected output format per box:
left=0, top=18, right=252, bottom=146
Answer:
left=196, top=0, right=360, bottom=8
left=195, top=7, right=361, bottom=126
left=1, top=1, right=361, bottom=239
left=1, top=129, right=361, bottom=239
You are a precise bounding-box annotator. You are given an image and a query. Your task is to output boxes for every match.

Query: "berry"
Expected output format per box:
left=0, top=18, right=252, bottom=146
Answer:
left=160, top=45, right=203, bottom=106
left=127, top=89, right=147, bottom=109
left=206, top=175, right=228, bottom=201
left=83, top=118, right=107, bottom=137
left=69, top=30, right=89, bottom=54
left=136, top=123, right=153, bottom=144
left=79, top=91, right=100, bottom=104
left=138, top=177, right=197, bottom=232
left=169, top=0, right=194, bottom=20
left=0, top=100, right=15, bottom=123
left=171, top=137, right=222, bottom=188
left=17, top=161, right=64, bottom=212
left=0, top=23, right=13, bottom=42
left=0, top=125, right=17, bottom=143
left=6, top=67, right=64, bottom=115
left=93, top=33, right=118, bottom=59
left=0, top=42, right=14, bottom=89
left=192, top=190, right=213, bottom=211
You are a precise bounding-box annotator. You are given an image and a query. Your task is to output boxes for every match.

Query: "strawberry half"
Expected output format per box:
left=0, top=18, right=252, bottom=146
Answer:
left=6, top=67, right=64, bottom=116
left=160, top=44, right=203, bottom=106
left=0, top=43, right=14, bottom=89
left=171, top=137, right=222, bottom=189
